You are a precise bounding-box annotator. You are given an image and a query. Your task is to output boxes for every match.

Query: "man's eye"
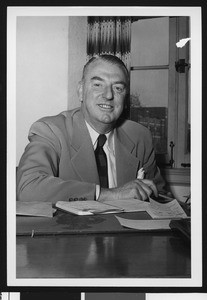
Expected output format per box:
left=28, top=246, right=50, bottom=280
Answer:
left=114, top=86, right=124, bottom=93
left=93, top=83, right=102, bottom=87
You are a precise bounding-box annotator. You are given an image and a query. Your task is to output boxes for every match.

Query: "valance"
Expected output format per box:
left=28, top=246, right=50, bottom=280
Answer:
left=87, top=16, right=132, bottom=70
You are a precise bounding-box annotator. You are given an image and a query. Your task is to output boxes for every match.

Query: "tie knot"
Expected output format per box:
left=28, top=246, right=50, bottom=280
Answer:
left=97, top=134, right=107, bottom=148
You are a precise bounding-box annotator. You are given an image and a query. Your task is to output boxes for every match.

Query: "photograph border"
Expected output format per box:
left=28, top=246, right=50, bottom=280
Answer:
left=6, top=5, right=202, bottom=288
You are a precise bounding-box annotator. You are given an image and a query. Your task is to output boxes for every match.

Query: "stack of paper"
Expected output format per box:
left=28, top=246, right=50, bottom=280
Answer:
left=103, top=199, right=149, bottom=212
left=56, top=200, right=125, bottom=215
left=55, top=198, right=188, bottom=219
left=16, top=202, right=56, bottom=218
left=147, top=198, right=188, bottom=219
left=115, top=216, right=171, bottom=230
left=114, top=198, right=188, bottom=230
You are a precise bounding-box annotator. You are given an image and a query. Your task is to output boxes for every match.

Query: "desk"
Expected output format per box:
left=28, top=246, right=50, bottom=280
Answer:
left=16, top=211, right=191, bottom=278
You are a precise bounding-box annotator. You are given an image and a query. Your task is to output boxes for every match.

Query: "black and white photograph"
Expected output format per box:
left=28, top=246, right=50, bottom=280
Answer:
left=7, top=6, right=202, bottom=287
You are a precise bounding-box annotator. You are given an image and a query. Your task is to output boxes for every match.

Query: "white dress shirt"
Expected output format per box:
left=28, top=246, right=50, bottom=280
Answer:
left=85, top=121, right=117, bottom=200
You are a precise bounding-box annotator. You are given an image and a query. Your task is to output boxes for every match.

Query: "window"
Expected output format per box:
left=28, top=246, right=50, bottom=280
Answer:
left=130, top=17, right=190, bottom=169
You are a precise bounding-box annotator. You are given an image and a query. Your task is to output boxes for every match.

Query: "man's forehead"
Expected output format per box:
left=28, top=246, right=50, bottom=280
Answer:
left=86, top=59, right=127, bottom=80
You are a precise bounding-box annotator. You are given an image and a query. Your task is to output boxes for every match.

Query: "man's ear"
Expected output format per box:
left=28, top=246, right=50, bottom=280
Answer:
left=77, top=81, right=83, bottom=102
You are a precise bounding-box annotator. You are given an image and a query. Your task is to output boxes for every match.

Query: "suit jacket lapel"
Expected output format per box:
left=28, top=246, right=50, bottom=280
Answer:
left=68, top=110, right=140, bottom=187
left=114, top=127, right=141, bottom=186
left=70, top=110, right=99, bottom=184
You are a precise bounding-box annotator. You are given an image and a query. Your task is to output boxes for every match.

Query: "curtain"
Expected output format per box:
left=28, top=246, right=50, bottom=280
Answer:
left=87, top=17, right=132, bottom=70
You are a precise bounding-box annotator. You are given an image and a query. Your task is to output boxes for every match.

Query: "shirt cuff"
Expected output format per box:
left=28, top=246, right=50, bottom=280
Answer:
left=95, top=184, right=101, bottom=200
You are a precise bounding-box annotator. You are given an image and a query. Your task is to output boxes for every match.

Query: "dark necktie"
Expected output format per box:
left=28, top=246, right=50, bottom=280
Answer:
left=95, top=134, right=108, bottom=188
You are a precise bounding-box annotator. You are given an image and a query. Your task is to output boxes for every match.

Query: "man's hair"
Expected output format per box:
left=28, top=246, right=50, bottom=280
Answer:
left=82, top=54, right=129, bottom=84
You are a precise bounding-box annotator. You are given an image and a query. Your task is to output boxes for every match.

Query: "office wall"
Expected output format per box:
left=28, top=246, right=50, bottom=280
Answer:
left=16, top=16, right=87, bottom=165
left=68, top=16, right=87, bottom=109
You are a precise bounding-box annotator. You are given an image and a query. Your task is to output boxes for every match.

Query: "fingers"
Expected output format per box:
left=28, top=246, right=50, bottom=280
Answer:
left=134, top=183, right=148, bottom=201
left=134, top=179, right=158, bottom=200
left=141, top=179, right=158, bottom=197
left=113, top=179, right=158, bottom=202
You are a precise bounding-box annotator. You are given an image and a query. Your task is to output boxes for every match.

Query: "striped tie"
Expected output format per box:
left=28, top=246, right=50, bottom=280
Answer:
left=95, top=134, right=108, bottom=188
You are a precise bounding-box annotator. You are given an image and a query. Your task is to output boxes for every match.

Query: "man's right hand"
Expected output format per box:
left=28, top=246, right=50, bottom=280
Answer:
left=98, top=179, right=158, bottom=202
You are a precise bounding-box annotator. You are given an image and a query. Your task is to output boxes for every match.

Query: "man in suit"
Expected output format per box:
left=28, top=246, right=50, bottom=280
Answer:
left=17, top=55, right=165, bottom=204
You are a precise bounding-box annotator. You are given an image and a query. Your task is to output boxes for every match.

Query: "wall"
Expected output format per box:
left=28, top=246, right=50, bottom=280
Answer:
left=16, top=16, right=87, bottom=165
left=68, top=16, right=87, bottom=109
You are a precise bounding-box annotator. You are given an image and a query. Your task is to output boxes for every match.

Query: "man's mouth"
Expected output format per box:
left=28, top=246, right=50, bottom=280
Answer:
left=98, top=104, right=113, bottom=109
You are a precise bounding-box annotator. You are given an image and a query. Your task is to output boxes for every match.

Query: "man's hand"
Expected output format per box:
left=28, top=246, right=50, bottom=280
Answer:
left=98, top=179, right=158, bottom=202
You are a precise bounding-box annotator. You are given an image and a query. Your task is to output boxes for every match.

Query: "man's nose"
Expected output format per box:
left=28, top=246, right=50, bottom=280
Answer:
left=103, top=85, right=114, bottom=100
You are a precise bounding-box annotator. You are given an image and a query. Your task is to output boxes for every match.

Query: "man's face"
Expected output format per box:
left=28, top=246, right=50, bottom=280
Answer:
left=79, top=60, right=128, bottom=133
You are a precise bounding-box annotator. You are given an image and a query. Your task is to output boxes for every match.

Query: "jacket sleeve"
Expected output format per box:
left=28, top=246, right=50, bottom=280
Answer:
left=140, top=128, right=166, bottom=192
left=16, top=121, right=96, bottom=204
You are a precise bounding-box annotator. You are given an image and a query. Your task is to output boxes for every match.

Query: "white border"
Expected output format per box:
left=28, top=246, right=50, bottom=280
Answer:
left=1, top=294, right=20, bottom=300
left=1, top=293, right=9, bottom=300
left=81, top=293, right=85, bottom=300
left=146, top=294, right=207, bottom=300
left=9, top=294, right=20, bottom=300
left=7, top=6, right=202, bottom=286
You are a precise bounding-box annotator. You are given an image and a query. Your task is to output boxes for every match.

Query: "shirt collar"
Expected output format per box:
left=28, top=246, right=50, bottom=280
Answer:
left=85, top=121, right=114, bottom=153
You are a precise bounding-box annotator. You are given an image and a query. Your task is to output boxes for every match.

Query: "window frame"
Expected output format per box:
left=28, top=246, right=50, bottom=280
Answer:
left=129, top=16, right=190, bottom=170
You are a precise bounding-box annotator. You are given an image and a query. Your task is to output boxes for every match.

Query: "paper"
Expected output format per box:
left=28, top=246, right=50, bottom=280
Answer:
left=56, top=200, right=124, bottom=215
left=115, top=216, right=171, bottom=230
left=104, top=199, right=149, bottom=212
left=56, top=197, right=187, bottom=218
left=56, top=199, right=148, bottom=216
left=147, top=198, right=187, bottom=219
left=16, top=202, right=55, bottom=218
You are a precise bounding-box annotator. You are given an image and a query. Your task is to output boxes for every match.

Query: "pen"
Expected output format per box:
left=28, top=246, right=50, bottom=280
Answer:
left=137, top=168, right=174, bottom=202
left=158, top=193, right=174, bottom=201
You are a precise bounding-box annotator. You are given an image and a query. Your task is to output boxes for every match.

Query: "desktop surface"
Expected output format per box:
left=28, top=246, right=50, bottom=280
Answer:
left=16, top=210, right=191, bottom=278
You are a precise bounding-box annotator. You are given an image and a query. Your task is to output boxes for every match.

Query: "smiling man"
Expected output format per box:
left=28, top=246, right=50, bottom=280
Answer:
left=78, top=55, right=128, bottom=133
left=17, top=55, right=165, bottom=204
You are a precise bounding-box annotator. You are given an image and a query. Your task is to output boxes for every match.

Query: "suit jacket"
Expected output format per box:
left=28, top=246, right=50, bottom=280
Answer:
left=17, top=108, right=165, bottom=203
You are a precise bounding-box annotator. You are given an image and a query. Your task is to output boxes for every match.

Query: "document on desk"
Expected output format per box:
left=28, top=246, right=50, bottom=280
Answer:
left=56, top=199, right=149, bottom=215
left=16, top=202, right=56, bottom=218
left=115, top=216, right=171, bottom=230
left=56, top=200, right=125, bottom=215
left=103, top=199, right=149, bottom=212
left=146, top=198, right=188, bottom=219
left=56, top=198, right=187, bottom=218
